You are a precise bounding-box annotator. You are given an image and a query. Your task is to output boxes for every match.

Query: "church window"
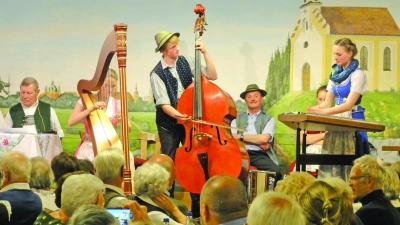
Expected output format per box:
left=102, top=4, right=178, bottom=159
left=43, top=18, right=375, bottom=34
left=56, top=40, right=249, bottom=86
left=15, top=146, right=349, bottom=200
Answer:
left=302, top=18, right=308, bottom=31
left=383, top=47, right=391, bottom=71
left=360, top=46, right=368, bottom=70
left=304, top=41, right=308, bottom=48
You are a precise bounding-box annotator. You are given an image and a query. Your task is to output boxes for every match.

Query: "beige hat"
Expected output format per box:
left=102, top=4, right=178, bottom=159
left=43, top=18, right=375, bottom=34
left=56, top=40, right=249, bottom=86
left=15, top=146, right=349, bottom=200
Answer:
left=154, top=31, right=180, bottom=53
left=240, top=84, right=267, bottom=99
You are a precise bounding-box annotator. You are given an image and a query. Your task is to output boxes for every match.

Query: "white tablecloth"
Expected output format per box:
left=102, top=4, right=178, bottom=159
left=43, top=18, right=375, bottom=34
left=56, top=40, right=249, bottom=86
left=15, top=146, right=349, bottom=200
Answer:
left=0, top=133, right=63, bottom=162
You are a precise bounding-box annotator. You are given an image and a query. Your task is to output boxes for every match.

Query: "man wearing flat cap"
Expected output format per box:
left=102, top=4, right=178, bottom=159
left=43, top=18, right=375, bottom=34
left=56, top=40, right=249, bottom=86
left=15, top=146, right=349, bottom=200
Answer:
left=150, top=30, right=217, bottom=217
left=231, top=84, right=282, bottom=181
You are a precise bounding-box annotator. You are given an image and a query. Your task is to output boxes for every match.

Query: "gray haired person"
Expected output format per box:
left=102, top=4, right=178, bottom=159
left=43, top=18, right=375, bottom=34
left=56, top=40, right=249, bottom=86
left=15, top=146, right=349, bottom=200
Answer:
left=0, top=151, right=42, bottom=225
left=30, top=156, right=59, bottom=212
left=68, top=205, right=118, bottom=225
left=133, top=162, right=187, bottom=224
left=34, top=173, right=105, bottom=224
left=93, top=147, right=127, bottom=208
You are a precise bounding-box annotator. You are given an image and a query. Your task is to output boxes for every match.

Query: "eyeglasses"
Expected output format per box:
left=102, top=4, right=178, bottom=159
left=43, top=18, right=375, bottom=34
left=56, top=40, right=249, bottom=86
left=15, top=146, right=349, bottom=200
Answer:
left=348, top=175, right=369, bottom=183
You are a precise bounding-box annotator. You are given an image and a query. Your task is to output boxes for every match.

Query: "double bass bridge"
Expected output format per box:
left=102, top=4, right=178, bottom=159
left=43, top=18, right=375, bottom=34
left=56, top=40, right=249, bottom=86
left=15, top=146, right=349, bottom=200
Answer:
left=194, top=132, right=212, bottom=141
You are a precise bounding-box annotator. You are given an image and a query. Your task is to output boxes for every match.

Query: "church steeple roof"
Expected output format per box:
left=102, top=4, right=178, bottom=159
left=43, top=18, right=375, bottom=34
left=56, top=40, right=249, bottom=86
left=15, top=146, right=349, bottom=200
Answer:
left=320, top=7, right=400, bottom=36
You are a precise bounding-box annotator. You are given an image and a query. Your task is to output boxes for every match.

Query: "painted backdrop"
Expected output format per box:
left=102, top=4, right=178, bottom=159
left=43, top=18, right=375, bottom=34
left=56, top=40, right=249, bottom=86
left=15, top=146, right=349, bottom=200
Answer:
left=1, top=0, right=399, bottom=165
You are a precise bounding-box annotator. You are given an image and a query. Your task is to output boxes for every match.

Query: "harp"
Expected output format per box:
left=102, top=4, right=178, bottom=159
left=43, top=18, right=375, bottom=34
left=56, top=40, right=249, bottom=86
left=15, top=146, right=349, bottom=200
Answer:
left=77, top=24, right=132, bottom=195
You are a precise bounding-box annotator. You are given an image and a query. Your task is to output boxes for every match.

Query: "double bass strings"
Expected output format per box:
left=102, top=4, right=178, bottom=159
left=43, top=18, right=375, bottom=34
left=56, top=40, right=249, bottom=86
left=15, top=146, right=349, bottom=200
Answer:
left=174, top=115, right=245, bottom=132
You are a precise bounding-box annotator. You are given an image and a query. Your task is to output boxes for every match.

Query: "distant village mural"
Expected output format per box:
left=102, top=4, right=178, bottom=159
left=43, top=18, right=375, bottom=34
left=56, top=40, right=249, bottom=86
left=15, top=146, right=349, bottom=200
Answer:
left=1, top=0, right=400, bottom=170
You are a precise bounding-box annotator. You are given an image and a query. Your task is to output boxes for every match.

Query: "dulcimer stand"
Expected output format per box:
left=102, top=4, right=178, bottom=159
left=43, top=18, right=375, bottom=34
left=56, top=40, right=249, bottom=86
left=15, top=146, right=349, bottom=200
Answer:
left=278, top=113, right=385, bottom=172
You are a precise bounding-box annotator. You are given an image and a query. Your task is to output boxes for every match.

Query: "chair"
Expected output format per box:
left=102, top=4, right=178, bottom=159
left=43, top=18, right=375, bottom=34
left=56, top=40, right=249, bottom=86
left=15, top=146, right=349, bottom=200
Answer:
left=137, top=131, right=161, bottom=160
left=382, top=146, right=400, bottom=152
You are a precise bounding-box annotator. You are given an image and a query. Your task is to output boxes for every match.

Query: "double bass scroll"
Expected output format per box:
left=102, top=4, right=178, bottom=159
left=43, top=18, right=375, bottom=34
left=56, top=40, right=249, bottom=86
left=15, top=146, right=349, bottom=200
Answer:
left=77, top=24, right=132, bottom=195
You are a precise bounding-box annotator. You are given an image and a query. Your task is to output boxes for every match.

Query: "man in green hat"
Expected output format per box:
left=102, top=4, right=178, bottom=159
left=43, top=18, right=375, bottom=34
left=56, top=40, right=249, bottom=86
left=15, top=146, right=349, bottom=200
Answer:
left=231, top=84, right=282, bottom=181
left=150, top=30, right=217, bottom=217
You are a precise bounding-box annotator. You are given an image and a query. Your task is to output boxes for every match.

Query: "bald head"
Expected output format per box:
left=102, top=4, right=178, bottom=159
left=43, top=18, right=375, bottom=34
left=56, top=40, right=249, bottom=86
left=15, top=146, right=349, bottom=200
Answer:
left=200, top=175, right=248, bottom=223
left=148, top=154, right=175, bottom=188
left=148, top=153, right=173, bottom=164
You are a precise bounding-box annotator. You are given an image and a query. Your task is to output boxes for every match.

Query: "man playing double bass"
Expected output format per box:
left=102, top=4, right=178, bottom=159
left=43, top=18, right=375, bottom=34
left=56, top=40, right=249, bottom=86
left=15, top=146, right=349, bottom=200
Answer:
left=150, top=30, right=217, bottom=217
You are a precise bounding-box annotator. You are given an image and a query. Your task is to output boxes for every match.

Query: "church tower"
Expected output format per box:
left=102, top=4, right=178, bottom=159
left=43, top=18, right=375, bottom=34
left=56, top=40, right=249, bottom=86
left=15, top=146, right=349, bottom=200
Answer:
left=133, top=84, right=139, bottom=102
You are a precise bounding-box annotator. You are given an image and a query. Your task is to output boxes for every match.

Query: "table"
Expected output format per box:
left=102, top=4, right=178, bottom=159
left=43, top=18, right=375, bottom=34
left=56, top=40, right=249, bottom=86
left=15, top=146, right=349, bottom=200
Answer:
left=0, top=133, right=63, bottom=162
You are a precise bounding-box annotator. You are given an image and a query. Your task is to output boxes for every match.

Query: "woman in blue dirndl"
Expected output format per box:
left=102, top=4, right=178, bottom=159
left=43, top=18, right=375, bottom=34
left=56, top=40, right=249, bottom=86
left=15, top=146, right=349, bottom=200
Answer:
left=308, top=38, right=369, bottom=179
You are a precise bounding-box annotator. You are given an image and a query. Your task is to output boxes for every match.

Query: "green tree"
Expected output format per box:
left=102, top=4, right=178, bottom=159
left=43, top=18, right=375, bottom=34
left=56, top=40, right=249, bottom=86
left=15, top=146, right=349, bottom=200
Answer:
left=53, top=93, right=79, bottom=109
left=264, top=36, right=291, bottom=110
left=0, top=77, right=10, bottom=95
left=39, top=95, right=56, bottom=107
left=6, top=93, right=20, bottom=107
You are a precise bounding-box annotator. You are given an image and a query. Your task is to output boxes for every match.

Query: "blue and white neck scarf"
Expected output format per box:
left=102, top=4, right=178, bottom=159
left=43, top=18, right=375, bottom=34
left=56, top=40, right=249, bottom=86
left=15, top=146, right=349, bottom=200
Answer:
left=329, top=59, right=359, bottom=83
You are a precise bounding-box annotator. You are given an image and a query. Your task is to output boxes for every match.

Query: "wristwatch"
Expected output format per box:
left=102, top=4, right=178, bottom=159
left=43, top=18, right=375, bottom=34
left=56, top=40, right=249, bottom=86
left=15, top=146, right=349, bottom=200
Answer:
left=240, top=133, right=244, bottom=142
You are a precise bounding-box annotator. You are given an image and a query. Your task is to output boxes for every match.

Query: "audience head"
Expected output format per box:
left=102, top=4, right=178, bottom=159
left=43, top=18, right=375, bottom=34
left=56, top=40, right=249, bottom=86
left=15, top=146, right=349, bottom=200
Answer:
left=321, top=177, right=357, bottom=225
left=51, top=152, right=80, bottom=183
left=246, top=191, right=305, bottom=225
left=78, top=159, right=95, bottom=175
left=61, top=174, right=105, bottom=219
left=54, top=171, right=87, bottom=208
left=68, top=205, right=118, bottom=225
left=0, top=151, right=31, bottom=189
left=349, top=155, right=385, bottom=201
left=148, top=154, right=175, bottom=190
left=29, top=156, right=52, bottom=189
left=20, top=77, right=40, bottom=107
left=275, top=171, right=316, bottom=202
left=200, top=175, right=248, bottom=225
left=316, top=85, right=327, bottom=105
left=299, top=181, right=342, bottom=225
left=390, top=161, right=400, bottom=180
left=93, top=147, right=125, bottom=185
left=381, top=165, right=400, bottom=200
left=134, top=162, right=169, bottom=197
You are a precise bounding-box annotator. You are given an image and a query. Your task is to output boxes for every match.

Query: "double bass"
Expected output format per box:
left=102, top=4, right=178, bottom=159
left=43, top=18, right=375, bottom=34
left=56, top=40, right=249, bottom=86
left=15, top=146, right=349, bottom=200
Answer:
left=174, top=4, right=249, bottom=194
left=77, top=24, right=132, bottom=195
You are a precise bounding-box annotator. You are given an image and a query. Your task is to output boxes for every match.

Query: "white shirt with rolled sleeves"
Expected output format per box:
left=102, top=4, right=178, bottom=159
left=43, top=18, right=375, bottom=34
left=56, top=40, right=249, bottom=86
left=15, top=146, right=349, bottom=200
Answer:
left=150, top=55, right=207, bottom=106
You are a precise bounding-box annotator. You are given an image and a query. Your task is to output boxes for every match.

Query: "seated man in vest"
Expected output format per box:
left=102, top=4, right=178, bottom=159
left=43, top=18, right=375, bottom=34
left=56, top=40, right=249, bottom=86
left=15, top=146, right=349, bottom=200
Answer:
left=4, top=77, right=64, bottom=138
left=93, top=147, right=128, bottom=208
left=0, top=151, right=42, bottom=225
left=231, top=84, right=282, bottom=180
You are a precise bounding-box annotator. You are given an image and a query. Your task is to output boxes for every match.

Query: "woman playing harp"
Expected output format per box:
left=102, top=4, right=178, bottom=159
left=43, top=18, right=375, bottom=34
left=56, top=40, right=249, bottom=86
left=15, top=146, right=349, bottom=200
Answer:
left=68, top=68, right=131, bottom=161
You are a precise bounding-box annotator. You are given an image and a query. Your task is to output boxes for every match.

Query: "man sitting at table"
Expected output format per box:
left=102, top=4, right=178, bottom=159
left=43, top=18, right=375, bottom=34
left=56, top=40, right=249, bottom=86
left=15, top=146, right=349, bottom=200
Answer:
left=3, top=77, right=64, bottom=138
